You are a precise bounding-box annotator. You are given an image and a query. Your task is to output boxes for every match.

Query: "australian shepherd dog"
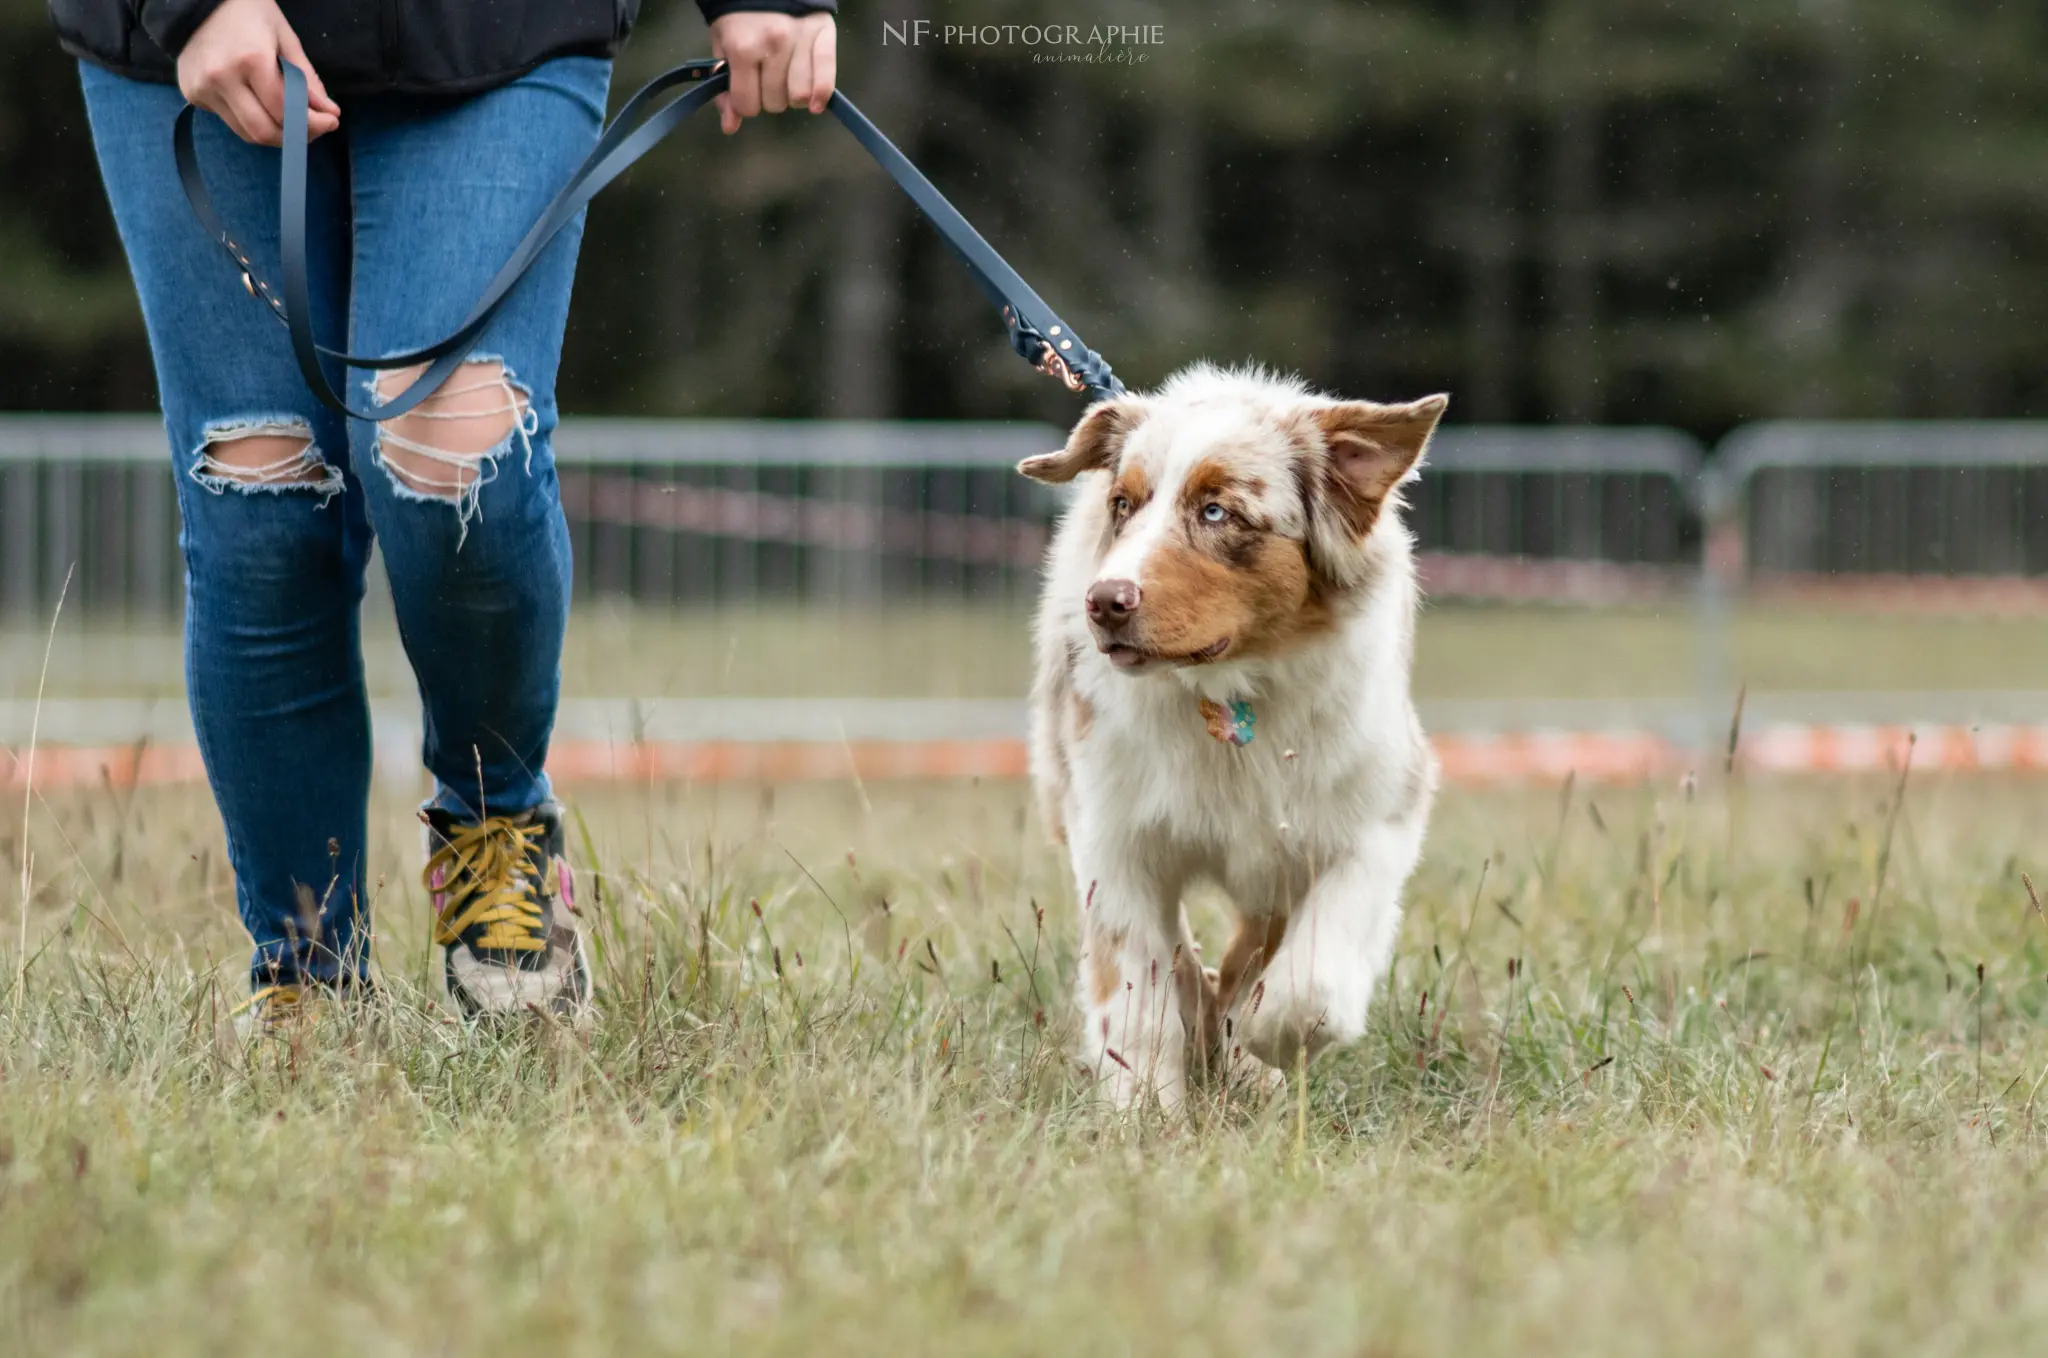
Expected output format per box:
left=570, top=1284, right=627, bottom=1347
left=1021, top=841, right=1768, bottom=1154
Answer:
left=1021, top=364, right=1445, bottom=1108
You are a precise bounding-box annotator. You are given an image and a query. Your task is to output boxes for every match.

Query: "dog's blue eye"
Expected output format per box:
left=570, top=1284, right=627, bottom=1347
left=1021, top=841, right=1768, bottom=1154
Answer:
left=1113, top=496, right=1132, bottom=516
left=1202, top=503, right=1228, bottom=524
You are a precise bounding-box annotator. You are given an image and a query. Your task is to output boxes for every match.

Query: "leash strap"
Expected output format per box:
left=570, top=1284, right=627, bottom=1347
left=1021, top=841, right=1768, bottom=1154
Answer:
left=173, top=59, right=1124, bottom=421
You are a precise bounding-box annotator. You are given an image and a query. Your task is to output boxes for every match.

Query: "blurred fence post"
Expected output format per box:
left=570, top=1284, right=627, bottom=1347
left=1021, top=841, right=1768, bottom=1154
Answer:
left=1697, top=458, right=1743, bottom=754
left=1, top=462, right=35, bottom=618
left=1700, top=420, right=2048, bottom=755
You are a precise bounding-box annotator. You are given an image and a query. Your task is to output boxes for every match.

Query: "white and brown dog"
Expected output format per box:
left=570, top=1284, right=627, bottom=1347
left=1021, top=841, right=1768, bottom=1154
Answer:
left=1021, top=363, right=1444, bottom=1108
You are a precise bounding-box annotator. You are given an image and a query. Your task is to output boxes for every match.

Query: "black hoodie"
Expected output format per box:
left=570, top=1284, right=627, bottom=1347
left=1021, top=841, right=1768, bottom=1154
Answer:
left=50, top=0, right=837, bottom=97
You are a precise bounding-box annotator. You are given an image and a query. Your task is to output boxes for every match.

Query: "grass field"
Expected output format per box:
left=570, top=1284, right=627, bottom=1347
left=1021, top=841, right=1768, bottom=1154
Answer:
left=8, top=769, right=2048, bottom=1354
left=8, top=600, right=2048, bottom=703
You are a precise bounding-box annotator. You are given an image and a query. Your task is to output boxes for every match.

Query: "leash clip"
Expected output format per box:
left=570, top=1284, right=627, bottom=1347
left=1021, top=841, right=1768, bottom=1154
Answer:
left=1036, top=340, right=1087, bottom=393
left=1005, top=306, right=1088, bottom=394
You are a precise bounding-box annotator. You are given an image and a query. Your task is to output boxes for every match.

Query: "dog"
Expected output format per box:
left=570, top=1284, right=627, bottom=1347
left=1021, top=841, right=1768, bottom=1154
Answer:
left=1019, top=363, right=1444, bottom=1108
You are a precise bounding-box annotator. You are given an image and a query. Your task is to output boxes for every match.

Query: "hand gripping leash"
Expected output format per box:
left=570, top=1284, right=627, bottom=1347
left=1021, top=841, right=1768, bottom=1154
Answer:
left=173, top=59, right=1126, bottom=420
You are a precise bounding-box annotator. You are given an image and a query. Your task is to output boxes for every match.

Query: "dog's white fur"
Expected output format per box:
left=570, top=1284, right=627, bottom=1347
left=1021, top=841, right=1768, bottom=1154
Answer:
left=1022, top=363, right=1443, bottom=1108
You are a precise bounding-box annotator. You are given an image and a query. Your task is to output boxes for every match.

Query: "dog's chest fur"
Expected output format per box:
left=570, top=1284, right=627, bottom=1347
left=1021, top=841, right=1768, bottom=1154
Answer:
left=1048, top=583, right=1429, bottom=888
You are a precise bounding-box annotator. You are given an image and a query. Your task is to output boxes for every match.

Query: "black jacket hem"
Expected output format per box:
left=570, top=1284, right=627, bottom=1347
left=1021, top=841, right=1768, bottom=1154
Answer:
left=50, top=1, right=839, bottom=97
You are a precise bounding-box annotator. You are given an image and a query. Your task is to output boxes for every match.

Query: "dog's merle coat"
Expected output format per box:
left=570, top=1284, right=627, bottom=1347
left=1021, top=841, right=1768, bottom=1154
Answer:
left=1021, top=364, right=1445, bottom=1108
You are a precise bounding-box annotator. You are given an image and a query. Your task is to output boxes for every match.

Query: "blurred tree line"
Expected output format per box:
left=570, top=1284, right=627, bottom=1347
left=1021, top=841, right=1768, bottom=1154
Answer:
left=3, top=0, right=2045, bottom=438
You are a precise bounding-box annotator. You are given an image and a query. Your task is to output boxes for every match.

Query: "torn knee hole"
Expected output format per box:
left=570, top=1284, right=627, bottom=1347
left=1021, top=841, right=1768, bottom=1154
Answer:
left=191, top=424, right=341, bottom=497
left=372, top=360, right=535, bottom=503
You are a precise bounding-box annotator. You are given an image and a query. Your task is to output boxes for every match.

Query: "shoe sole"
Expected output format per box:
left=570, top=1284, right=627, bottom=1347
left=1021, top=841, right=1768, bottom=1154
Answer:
left=443, top=930, right=593, bottom=1021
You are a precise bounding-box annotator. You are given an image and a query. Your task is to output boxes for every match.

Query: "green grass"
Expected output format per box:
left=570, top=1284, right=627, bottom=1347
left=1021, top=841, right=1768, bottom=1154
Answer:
left=7, top=601, right=2048, bottom=702
left=8, top=771, right=2048, bottom=1354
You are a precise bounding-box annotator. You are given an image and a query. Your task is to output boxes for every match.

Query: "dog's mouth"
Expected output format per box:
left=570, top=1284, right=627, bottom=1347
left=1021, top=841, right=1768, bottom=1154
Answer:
left=1101, top=636, right=1232, bottom=670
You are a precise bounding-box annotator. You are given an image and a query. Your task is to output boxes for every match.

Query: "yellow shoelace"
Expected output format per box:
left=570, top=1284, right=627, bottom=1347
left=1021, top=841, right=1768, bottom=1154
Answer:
left=425, top=816, right=549, bottom=953
left=230, top=983, right=308, bottom=1022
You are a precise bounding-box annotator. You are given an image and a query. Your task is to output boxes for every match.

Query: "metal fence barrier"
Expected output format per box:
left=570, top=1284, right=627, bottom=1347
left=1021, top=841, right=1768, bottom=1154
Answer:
left=0, top=415, right=1708, bottom=619
left=552, top=419, right=1064, bottom=608
left=1413, top=427, right=1700, bottom=603
left=1713, top=421, right=2048, bottom=584
left=11, top=414, right=2048, bottom=621
left=0, top=416, right=175, bottom=619
left=1414, top=426, right=1700, bottom=563
left=14, top=414, right=2048, bottom=765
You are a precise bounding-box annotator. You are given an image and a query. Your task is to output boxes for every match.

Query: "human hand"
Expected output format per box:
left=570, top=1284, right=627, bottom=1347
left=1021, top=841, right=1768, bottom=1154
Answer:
left=176, top=0, right=340, bottom=146
left=707, top=11, right=838, bottom=135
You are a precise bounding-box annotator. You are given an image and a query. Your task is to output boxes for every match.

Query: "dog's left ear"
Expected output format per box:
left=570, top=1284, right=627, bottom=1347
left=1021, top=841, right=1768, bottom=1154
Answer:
left=1017, top=397, right=1148, bottom=483
left=1303, top=393, right=1448, bottom=583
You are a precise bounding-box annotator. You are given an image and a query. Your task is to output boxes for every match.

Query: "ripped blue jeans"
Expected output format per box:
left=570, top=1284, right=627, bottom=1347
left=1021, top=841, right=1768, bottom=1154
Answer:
left=80, top=57, right=608, bottom=987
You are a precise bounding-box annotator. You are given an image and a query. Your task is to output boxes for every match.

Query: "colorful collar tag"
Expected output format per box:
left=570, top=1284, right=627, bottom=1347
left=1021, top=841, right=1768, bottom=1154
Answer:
left=1199, top=698, right=1256, bottom=747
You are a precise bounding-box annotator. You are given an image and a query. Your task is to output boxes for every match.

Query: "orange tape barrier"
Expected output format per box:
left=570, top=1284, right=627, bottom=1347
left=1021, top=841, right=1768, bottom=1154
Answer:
left=1431, top=731, right=1682, bottom=782
left=3, top=743, right=209, bottom=790
left=1744, top=573, right=2048, bottom=615
left=542, top=738, right=1031, bottom=783
left=9, top=725, right=2048, bottom=792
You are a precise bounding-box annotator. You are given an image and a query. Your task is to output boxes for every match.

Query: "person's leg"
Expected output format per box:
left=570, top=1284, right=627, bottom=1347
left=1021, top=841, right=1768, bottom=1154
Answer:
left=343, top=56, right=609, bottom=1015
left=345, top=56, right=608, bottom=823
left=80, top=64, right=376, bottom=993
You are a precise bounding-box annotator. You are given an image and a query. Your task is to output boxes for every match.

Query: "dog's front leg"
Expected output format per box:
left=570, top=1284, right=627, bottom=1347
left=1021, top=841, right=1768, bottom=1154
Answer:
left=1234, top=820, right=1419, bottom=1073
left=1068, top=843, right=1198, bottom=1111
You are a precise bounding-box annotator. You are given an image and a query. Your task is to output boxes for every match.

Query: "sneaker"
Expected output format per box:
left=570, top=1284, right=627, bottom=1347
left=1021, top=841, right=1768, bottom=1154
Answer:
left=228, top=979, right=377, bottom=1042
left=231, top=982, right=322, bottom=1040
left=422, top=801, right=591, bottom=1019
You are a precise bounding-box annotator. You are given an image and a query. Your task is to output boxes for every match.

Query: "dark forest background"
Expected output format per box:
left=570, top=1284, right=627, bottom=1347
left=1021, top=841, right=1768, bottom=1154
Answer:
left=4, top=0, right=2046, bottom=440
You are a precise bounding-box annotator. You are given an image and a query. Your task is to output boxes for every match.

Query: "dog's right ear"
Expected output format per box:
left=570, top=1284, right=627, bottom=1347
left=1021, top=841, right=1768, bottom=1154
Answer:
left=1016, top=397, right=1148, bottom=483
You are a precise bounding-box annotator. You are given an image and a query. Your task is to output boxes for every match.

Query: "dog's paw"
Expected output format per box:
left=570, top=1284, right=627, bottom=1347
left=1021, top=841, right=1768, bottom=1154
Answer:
left=1234, top=965, right=1369, bottom=1072
left=1217, top=1040, right=1287, bottom=1100
left=1079, top=1024, right=1190, bottom=1113
left=1088, top=1061, right=1187, bottom=1114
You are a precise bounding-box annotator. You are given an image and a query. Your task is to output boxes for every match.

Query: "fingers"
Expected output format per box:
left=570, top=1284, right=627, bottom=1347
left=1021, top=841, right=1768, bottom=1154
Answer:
left=756, top=22, right=792, bottom=114
left=785, top=32, right=812, bottom=114
left=763, top=42, right=793, bottom=115
left=175, top=2, right=338, bottom=147
left=271, top=32, right=340, bottom=137
left=807, top=20, right=837, bottom=113
left=248, top=53, right=286, bottom=135
left=248, top=46, right=338, bottom=142
left=707, top=27, right=737, bottom=135
left=727, top=44, right=763, bottom=122
left=221, top=81, right=282, bottom=147
left=713, top=13, right=834, bottom=129
left=205, top=98, right=256, bottom=144
left=275, top=25, right=341, bottom=121
left=180, top=53, right=280, bottom=145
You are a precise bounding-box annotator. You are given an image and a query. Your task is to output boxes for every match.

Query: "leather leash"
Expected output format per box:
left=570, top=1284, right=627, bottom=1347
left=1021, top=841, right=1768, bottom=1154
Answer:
left=173, top=58, right=1124, bottom=421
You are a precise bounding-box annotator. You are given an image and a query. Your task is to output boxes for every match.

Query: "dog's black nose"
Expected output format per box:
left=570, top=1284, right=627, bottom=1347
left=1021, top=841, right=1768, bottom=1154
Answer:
left=1086, top=578, right=1141, bottom=629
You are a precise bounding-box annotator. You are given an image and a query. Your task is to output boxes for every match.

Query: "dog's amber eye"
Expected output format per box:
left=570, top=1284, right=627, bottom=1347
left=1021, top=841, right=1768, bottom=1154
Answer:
left=1201, top=503, right=1229, bottom=524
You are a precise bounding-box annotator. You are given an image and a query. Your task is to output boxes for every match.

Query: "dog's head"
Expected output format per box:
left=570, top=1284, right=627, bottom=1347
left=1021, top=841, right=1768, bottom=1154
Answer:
left=1019, top=365, right=1446, bottom=674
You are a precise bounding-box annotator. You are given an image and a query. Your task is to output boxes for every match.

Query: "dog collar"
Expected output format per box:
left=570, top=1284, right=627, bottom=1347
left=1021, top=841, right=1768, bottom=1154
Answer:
left=1199, top=698, right=1256, bottom=747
